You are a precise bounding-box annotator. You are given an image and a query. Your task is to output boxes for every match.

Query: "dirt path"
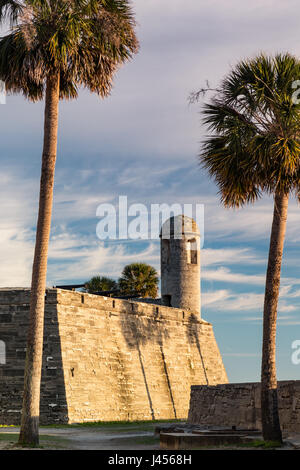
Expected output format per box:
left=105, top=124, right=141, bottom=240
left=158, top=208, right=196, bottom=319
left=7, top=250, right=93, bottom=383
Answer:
left=0, top=425, right=160, bottom=450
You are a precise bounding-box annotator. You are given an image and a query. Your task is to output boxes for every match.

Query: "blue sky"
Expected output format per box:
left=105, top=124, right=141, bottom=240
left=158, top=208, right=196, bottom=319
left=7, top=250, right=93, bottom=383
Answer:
left=1, top=0, right=300, bottom=383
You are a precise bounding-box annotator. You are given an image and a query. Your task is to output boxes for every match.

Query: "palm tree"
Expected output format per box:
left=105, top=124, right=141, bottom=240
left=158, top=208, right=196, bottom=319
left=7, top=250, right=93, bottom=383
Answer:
left=119, top=263, right=159, bottom=298
left=84, top=275, right=118, bottom=293
left=198, top=54, right=300, bottom=442
left=0, top=0, right=138, bottom=446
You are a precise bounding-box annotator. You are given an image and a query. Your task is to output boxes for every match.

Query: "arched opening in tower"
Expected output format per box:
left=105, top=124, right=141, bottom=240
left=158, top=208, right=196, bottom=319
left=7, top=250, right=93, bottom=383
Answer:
left=187, top=238, right=198, bottom=265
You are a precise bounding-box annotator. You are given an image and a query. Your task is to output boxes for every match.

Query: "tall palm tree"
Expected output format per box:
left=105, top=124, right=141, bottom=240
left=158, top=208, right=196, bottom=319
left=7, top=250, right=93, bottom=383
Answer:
left=119, top=263, right=159, bottom=298
left=0, top=0, right=138, bottom=446
left=198, top=54, right=300, bottom=442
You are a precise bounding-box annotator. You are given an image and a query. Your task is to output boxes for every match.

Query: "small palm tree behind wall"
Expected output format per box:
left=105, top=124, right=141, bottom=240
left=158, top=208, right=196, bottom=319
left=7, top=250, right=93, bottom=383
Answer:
left=0, top=0, right=139, bottom=446
left=198, top=53, right=300, bottom=443
left=84, top=276, right=118, bottom=294
left=119, top=263, right=159, bottom=299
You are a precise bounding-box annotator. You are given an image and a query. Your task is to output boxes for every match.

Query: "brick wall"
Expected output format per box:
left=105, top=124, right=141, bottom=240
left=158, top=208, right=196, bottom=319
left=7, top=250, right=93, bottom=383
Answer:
left=188, top=381, right=300, bottom=433
left=0, top=288, right=227, bottom=424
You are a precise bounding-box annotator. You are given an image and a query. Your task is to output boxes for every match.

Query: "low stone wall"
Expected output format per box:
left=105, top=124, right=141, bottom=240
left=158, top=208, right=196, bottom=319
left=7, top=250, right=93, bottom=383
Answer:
left=188, top=381, right=300, bottom=433
left=0, top=288, right=227, bottom=425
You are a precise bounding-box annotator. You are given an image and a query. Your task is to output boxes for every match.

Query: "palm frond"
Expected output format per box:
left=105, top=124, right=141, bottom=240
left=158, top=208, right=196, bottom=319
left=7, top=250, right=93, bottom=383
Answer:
left=199, top=53, right=300, bottom=206
left=0, top=0, right=23, bottom=26
left=0, top=0, right=139, bottom=100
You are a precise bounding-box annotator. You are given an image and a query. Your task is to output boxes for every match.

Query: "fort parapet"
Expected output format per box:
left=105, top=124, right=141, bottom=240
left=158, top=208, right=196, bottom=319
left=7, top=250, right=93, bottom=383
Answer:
left=0, top=288, right=227, bottom=424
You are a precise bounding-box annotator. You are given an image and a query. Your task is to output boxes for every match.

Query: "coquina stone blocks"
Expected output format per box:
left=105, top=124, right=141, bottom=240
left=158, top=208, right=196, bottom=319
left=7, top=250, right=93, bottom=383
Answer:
left=0, top=288, right=227, bottom=424
left=188, top=382, right=300, bottom=433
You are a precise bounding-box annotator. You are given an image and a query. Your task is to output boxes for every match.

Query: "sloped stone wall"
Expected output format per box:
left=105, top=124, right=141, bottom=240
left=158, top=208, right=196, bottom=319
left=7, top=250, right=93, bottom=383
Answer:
left=0, top=289, right=68, bottom=424
left=188, top=381, right=300, bottom=433
left=0, top=288, right=227, bottom=424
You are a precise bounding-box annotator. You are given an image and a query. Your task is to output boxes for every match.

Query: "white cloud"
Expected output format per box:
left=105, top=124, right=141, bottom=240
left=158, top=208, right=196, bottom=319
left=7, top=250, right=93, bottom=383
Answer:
left=202, top=248, right=264, bottom=267
left=48, top=234, right=159, bottom=286
left=202, top=267, right=265, bottom=285
left=203, top=290, right=264, bottom=312
left=203, top=197, right=300, bottom=243
left=242, top=315, right=300, bottom=325
left=0, top=228, right=34, bottom=287
left=282, top=288, right=300, bottom=299
left=0, top=169, right=162, bottom=287
left=203, top=288, right=297, bottom=314
left=201, top=289, right=229, bottom=306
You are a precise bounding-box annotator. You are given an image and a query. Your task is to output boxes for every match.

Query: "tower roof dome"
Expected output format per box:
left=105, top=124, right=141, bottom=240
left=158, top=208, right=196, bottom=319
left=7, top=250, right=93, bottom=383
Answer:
left=160, top=215, right=200, bottom=239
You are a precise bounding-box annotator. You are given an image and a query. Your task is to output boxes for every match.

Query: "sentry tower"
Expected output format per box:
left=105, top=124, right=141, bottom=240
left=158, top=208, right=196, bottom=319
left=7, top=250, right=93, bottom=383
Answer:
left=160, top=215, right=201, bottom=316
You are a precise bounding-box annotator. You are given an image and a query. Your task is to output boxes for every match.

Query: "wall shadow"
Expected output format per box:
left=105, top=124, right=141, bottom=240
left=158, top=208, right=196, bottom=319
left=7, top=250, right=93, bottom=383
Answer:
left=120, top=306, right=177, bottom=420
left=159, top=343, right=177, bottom=419
left=186, top=313, right=209, bottom=385
left=40, top=290, right=69, bottom=424
left=0, top=289, right=68, bottom=425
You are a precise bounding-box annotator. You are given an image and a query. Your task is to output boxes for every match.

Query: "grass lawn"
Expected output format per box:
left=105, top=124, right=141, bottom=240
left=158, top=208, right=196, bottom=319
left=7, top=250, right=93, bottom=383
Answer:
left=0, top=433, right=70, bottom=450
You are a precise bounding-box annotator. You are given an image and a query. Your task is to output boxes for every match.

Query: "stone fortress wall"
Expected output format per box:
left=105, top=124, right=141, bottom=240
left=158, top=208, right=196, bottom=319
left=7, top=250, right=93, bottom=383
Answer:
left=188, top=382, right=300, bottom=433
left=0, top=288, right=228, bottom=425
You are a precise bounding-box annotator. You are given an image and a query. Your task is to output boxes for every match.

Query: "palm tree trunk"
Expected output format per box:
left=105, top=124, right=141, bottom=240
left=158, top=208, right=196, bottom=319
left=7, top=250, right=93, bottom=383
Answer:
left=19, top=73, right=60, bottom=446
left=261, top=190, right=288, bottom=443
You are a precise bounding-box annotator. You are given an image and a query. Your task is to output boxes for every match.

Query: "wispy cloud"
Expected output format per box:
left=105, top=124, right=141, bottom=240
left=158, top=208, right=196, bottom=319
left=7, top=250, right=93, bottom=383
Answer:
left=242, top=315, right=300, bottom=325
left=202, top=267, right=265, bottom=285
left=48, top=234, right=159, bottom=285
left=203, top=289, right=298, bottom=315
left=202, top=248, right=264, bottom=267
